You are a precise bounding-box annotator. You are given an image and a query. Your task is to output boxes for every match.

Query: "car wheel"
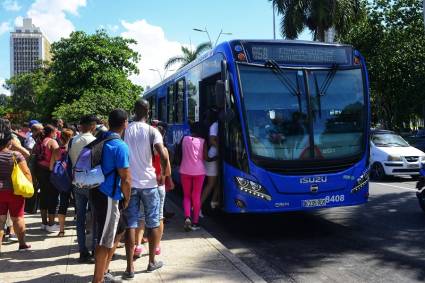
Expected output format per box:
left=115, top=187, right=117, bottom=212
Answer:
left=371, top=162, right=387, bottom=180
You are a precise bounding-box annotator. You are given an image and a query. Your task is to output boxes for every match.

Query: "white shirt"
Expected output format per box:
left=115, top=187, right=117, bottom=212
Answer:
left=124, top=121, right=163, bottom=189
left=69, top=132, right=96, bottom=165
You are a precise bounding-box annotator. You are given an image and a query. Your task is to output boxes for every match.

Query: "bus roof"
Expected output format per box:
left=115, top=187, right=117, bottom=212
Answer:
left=143, top=39, right=354, bottom=96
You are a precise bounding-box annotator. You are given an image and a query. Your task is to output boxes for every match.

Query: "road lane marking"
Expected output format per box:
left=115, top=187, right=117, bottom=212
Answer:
left=374, top=182, right=417, bottom=192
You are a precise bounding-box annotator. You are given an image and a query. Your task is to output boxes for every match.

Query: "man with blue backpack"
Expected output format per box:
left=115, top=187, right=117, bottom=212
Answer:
left=88, top=109, right=131, bottom=283
left=68, top=114, right=98, bottom=264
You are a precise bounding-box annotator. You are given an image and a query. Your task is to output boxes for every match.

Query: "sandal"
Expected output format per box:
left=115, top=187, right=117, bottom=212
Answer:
left=57, top=231, right=65, bottom=237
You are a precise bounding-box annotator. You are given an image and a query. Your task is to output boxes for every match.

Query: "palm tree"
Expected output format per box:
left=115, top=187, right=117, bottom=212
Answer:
left=164, top=42, right=212, bottom=69
left=271, top=0, right=362, bottom=42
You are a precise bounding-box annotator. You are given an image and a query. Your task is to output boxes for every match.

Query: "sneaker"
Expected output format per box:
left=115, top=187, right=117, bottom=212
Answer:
left=18, top=244, right=31, bottom=251
left=191, top=224, right=201, bottom=231
left=122, top=270, right=135, bottom=280
left=79, top=252, right=95, bottom=264
left=40, top=224, right=47, bottom=231
left=8, top=234, right=19, bottom=242
left=46, top=224, right=60, bottom=233
left=155, top=246, right=161, bottom=255
left=210, top=201, right=219, bottom=209
left=199, top=211, right=204, bottom=218
left=104, top=272, right=122, bottom=283
left=133, top=245, right=143, bottom=259
left=184, top=217, right=192, bottom=232
left=147, top=260, right=163, bottom=272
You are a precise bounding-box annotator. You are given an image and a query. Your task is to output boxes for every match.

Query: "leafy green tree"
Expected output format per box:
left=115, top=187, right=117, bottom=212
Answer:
left=165, top=42, right=212, bottom=69
left=270, top=0, right=362, bottom=41
left=5, top=68, right=49, bottom=120
left=339, top=0, right=425, bottom=130
left=47, top=30, right=142, bottom=120
left=0, top=94, right=11, bottom=117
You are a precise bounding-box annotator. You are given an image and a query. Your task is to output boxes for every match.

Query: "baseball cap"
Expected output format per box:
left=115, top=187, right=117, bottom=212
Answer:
left=29, top=120, right=40, bottom=127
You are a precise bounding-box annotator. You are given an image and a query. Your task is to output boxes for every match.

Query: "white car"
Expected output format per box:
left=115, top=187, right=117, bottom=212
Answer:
left=370, top=130, right=425, bottom=179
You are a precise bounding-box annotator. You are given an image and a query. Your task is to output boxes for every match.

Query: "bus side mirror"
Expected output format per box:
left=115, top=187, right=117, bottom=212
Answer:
left=215, top=80, right=225, bottom=109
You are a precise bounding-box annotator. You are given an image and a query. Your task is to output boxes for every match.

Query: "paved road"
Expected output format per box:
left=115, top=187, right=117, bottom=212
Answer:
left=199, top=178, right=425, bottom=283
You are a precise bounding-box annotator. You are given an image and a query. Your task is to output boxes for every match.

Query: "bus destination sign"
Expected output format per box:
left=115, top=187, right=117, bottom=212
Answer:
left=245, top=44, right=352, bottom=65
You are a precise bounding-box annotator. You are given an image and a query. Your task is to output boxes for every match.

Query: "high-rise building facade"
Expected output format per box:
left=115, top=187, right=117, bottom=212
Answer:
left=10, top=18, right=51, bottom=76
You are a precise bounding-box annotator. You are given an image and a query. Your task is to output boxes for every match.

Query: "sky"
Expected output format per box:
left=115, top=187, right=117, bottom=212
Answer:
left=0, top=0, right=311, bottom=95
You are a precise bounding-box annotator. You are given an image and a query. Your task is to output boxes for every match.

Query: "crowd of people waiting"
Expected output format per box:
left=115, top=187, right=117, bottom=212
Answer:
left=0, top=99, right=221, bottom=283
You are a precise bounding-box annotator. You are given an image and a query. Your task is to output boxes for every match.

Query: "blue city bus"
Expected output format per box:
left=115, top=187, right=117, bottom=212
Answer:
left=144, top=40, right=370, bottom=213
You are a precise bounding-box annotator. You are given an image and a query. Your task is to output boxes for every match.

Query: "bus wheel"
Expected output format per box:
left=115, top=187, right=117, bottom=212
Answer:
left=416, top=190, right=425, bottom=213
left=371, top=162, right=386, bottom=180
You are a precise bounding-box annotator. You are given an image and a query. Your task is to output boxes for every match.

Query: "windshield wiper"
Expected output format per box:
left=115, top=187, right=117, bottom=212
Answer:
left=265, top=60, right=302, bottom=111
left=320, top=64, right=338, bottom=96
left=313, top=64, right=338, bottom=119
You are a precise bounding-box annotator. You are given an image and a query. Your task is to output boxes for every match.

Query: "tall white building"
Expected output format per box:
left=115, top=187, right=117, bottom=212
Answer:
left=10, top=18, right=51, bottom=76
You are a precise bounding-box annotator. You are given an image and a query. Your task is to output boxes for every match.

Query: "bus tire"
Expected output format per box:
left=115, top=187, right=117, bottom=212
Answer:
left=416, top=190, right=425, bottom=213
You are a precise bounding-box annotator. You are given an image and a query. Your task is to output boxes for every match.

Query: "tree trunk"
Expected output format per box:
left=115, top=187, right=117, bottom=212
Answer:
left=316, top=27, right=326, bottom=42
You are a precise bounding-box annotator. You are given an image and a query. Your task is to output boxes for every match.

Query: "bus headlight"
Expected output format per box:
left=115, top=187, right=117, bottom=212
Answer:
left=351, top=170, right=369, bottom=194
left=234, top=177, right=272, bottom=201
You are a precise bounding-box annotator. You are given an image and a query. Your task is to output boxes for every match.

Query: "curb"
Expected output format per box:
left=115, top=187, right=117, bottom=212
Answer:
left=167, top=199, right=267, bottom=283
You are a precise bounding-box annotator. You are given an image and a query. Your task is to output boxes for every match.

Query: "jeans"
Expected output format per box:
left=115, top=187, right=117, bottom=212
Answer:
left=74, top=189, right=95, bottom=254
left=123, top=187, right=160, bottom=229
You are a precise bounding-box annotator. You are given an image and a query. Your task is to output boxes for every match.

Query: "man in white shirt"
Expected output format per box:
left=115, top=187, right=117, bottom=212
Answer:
left=68, top=114, right=98, bottom=264
left=123, top=99, right=169, bottom=277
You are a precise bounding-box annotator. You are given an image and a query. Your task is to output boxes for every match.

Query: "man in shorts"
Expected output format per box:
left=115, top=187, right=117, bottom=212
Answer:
left=92, top=109, right=131, bottom=283
left=123, top=99, right=169, bottom=278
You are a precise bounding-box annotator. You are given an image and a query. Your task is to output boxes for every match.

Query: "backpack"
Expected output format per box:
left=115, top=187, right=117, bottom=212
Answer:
left=33, top=137, right=48, bottom=162
left=50, top=140, right=73, bottom=193
left=72, top=135, right=119, bottom=190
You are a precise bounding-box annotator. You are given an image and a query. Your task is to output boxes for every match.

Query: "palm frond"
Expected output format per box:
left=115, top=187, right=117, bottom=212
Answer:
left=194, top=42, right=212, bottom=56
left=164, top=56, right=185, bottom=70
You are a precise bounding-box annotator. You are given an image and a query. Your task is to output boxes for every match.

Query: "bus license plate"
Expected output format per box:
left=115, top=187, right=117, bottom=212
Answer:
left=303, top=198, right=327, bottom=208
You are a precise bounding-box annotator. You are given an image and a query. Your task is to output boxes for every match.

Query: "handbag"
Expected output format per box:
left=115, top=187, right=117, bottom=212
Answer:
left=12, top=155, right=34, bottom=198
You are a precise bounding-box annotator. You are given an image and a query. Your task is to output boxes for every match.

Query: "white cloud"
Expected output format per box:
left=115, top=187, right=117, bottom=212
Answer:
left=0, top=21, right=11, bottom=35
left=18, top=0, right=87, bottom=42
left=2, top=0, right=21, bottom=11
left=0, top=78, right=10, bottom=96
left=107, top=24, right=119, bottom=34
left=120, top=19, right=184, bottom=88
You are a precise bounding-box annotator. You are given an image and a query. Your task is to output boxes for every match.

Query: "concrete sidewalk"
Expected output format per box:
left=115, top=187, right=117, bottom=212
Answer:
left=0, top=199, right=265, bottom=283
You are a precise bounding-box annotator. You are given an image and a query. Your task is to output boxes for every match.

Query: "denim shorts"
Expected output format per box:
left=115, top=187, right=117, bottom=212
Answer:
left=158, top=185, right=165, bottom=220
left=123, top=187, right=160, bottom=229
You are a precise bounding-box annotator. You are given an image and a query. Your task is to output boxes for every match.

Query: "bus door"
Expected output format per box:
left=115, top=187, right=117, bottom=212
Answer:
left=199, top=73, right=221, bottom=121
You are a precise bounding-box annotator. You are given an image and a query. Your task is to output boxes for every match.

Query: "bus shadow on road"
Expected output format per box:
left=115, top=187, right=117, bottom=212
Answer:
left=205, top=191, right=425, bottom=282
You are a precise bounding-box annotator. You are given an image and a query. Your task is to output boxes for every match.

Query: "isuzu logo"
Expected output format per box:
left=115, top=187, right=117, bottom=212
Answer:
left=300, top=176, right=327, bottom=184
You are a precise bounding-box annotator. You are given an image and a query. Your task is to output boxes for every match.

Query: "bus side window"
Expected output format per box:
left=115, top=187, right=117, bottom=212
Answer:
left=150, top=94, right=157, bottom=119
left=158, top=97, right=166, bottom=122
left=176, top=79, right=185, bottom=124
left=167, top=85, right=174, bottom=123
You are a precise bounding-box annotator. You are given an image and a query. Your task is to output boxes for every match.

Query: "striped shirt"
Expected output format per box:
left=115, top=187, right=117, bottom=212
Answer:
left=0, top=151, right=25, bottom=191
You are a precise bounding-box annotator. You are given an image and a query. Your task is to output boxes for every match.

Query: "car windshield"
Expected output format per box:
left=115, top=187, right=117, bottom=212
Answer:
left=372, top=133, right=409, bottom=147
left=238, top=64, right=365, bottom=161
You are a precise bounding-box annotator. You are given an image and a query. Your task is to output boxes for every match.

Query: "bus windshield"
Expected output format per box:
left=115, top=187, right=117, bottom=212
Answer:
left=239, top=64, right=365, bottom=161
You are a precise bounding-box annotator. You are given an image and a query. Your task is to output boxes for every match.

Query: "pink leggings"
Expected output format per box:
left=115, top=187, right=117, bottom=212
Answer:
left=181, top=174, right=205, bottom=224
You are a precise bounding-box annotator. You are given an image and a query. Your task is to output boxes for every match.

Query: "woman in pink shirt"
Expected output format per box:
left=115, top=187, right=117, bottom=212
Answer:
left=179, top=122, right=207, bottom=231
